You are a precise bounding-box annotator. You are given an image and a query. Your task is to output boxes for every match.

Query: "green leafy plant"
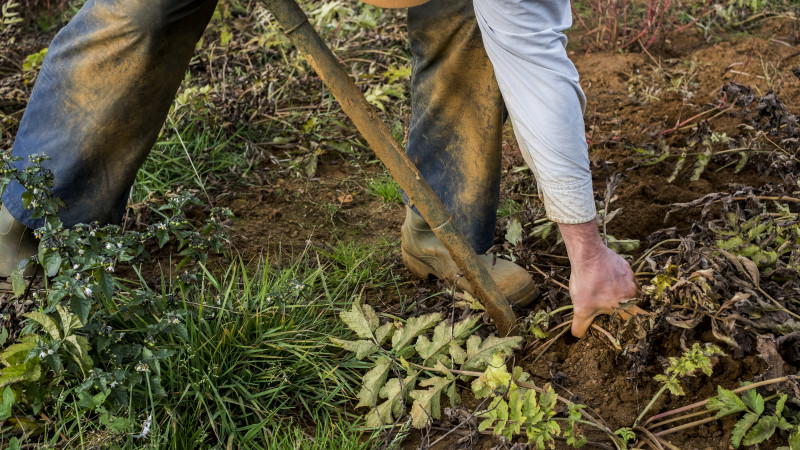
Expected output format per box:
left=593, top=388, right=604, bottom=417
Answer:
left=332, top=303, right=615, bottom=448
left=0, top=1, right=23, bottom=38
left=708, top=386, right=796, bottom=448
left=634, top=343, right=723, bottom=427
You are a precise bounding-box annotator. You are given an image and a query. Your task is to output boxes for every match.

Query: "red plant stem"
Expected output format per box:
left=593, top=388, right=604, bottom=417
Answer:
left=654, top=416, right=717, bottom=437
left=571, top=2, right=589, bottom=31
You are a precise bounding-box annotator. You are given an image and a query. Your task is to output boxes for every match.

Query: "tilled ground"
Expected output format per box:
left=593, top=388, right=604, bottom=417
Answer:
left=2, top=4, right=800, bottom=449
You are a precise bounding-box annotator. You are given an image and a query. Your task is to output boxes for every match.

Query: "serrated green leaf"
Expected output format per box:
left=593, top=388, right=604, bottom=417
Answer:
left=415, top=315, right=481, bottom=364
left=707, top=386, right=747, bottom=419
left=64, top=335, right=93, bottom=376
left=540, top=384, right=558, bottom=412
left=742, top=389, right=764, bottom=415
left=100, top=411, right=130, bottom=433
left=11, top=270, right=25, bottom=297
left=409, top=375, right=455, bottom=428
left=743, top=414, right=778, bottom=446
left=521, top=388, right=539, bottom=420
left=330, top=338, right=378, bottom=360
left=340, top=300, right=379, bottom=339
left=391, top=313, right=441, bottom=352
left=508, top=388, right=525, bottom=437
left=24, top=311, right=60, bottom=340
left=788, top=427, right=800, bottom=450
left=462, top=335, right=523, bottom=372
left=355, top=357, right=391, bottom=409
left=775, top=394, right=787, bottom=417
left=446, top=379, right=459, bottom=409
left=732, top=412, right=759, bottom=448
left=56, top=304, right=82, bottom=338
left=663, top=378, right=684, bottom=396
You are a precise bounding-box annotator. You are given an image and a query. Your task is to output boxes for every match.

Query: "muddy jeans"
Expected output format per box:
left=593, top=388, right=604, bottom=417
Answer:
left=3, top=0, right=504, bottom=252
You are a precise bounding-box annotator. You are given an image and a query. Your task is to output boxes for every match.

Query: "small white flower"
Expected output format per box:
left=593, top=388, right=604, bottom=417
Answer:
left=90, top=230, right=96, bottom=236
left=110, top=381, right=118, bottom=388
left=105, top=243, right=113, bottom=250
left=117, top=242, right=122, bottom=248
left=84, top=287, right=93, bottom=298
left=47, top=349, right=54, bottom=355
left=78, top=249, right=85, bottom=255
left=39, top=351, right=47, bottom=358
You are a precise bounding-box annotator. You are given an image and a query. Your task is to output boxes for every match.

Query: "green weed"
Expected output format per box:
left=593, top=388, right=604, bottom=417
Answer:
left=367, top=171, right=402, bottom=205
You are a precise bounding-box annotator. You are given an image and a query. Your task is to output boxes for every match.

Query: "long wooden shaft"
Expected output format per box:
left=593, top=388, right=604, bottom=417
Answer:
left=262, top=0, right=523, bottom=336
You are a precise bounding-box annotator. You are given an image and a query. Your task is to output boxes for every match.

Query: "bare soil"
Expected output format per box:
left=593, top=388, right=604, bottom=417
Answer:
left=2, top=8, right=800, bottom=449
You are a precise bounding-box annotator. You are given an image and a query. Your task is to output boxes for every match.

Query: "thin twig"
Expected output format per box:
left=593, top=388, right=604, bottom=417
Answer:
left=529, top=263, right=569, bottom=291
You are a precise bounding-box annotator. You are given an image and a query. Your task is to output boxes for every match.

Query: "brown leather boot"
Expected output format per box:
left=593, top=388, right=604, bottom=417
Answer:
left=401, top=206, right=538, bottom=307
left=0, top=205, right=38, bottom=277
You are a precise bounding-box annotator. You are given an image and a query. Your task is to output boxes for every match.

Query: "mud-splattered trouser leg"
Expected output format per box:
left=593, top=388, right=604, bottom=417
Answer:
left=2, top=0, right=218, bottom=229
left=407, top=0, right=505, bottom=254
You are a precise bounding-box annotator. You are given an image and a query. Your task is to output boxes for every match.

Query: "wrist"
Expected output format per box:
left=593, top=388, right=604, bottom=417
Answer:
left=557, top=220, right=606, bottom=262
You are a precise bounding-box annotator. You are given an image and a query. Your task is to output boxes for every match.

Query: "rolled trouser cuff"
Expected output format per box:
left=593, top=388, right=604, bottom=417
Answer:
left=538, top=176, right=596, bottom=224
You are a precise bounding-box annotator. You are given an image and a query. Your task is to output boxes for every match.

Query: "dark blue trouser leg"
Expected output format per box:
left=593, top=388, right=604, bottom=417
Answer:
left=407, top=0, right=505, bottom=254
left=3, top=0, right=218, bottom=229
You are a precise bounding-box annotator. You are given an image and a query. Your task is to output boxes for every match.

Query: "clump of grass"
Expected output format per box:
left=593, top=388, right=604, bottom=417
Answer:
left=367, top=171, right=402, bottom=205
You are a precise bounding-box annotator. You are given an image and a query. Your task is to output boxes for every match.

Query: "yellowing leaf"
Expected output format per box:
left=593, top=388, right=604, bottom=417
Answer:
left=24, top=311, right=60, bottom=340
left=472, top=353, right=513, bottom=399
left=0, top=335, right=38, bottom=366
left=329, top=338, right=379, bottom=360
left=391, top=313, right=441, bottom=352
left=409, top=375, right=455, bottom=428
left=64, top=335, right=93, bottom=376
left=56, top=304, right=82, bottom=338
left=505, top=216, right=523, bottom=246
left=374, top=322, right=394, bottom=346
left=340, top=299, right=379, bottom=339
left=462, top=335, right=523, bottom=372
left=355, top=357, right=391, bottom=409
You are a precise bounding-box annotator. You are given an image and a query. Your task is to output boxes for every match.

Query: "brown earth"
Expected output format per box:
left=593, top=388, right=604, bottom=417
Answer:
left=213, top=18, right=800, bottom=450
left=2, top=7, right=799, bottom=449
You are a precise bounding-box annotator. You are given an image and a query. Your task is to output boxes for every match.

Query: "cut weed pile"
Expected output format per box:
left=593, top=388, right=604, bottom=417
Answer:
left=1, top=0, right=800, bottom=448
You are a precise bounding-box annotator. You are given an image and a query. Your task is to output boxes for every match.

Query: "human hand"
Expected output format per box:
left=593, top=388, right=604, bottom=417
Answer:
left=558, top=221, right=640, bottom=338
left=568, top=245, right=639, bottom=338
